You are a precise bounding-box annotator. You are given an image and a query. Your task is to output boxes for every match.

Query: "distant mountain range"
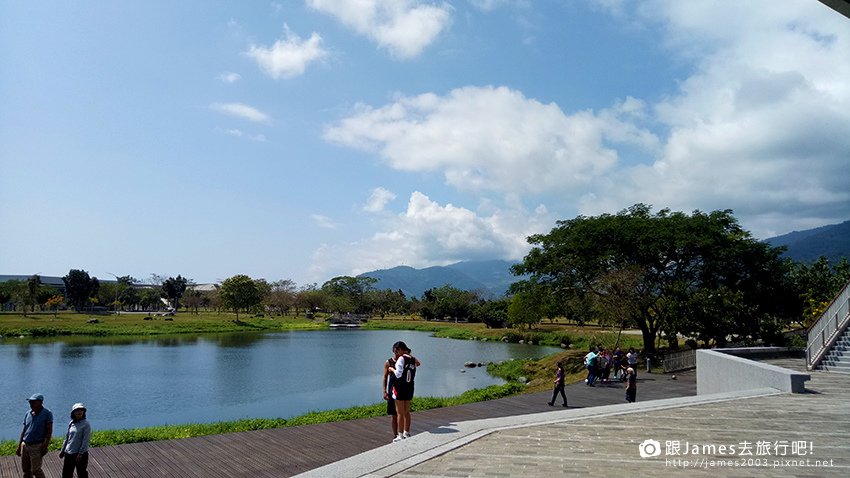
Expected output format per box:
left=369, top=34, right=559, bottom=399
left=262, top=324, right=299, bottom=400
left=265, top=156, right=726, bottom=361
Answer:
left=765, top=219, right=850, bottom=264
left=358, top=260, right=520, bottom=299
left=357, top=221, right=850, bottom=299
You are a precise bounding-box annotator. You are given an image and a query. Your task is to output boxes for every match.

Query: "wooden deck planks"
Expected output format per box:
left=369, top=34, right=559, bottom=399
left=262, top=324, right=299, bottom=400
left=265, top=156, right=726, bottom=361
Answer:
left=0, top=371, right=694, bottom=477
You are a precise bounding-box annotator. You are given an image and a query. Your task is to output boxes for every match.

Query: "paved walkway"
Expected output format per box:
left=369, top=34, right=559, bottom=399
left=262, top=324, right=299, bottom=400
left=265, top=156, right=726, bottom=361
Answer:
left=305, top=359, right=849, bottom=478
left=0, top=370, right=694, bottom=477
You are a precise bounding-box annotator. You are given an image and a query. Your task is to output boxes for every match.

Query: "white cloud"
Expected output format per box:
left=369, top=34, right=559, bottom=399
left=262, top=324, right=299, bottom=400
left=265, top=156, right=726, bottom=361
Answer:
left=323, top=86, right=658, bottom=196
left=210, top=102, right=271, bottom=123
left=363, top=187, right=397, bottom=213
left=468, top=0, right=525, bottom=12
left=218, top=72, right=242, bottom=83
left=580, top=0, right=850, bottom=238
left=306, top=0, right=452, bottom=59
left=246, top=24, right=328, bottom=79
left=311, top=214, right=337, bottom=229
left=309, top=191, right=552, bottom=280
left=221, top=128, right=267, bottom=142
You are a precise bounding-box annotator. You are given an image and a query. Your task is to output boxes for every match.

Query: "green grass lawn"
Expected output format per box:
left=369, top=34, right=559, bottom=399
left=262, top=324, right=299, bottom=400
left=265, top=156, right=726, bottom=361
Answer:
left=0, top=311, right=324, bottom=338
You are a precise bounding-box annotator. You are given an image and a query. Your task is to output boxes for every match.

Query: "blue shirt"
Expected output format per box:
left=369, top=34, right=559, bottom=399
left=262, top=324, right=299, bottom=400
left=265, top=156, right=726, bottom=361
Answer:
left=22, top=408, right=53, bottom=443
left=61, top=419, right=91, bottom=454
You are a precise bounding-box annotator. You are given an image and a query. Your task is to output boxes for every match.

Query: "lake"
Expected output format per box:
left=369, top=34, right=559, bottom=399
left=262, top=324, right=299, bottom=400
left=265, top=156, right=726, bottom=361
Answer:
left=0, top=329, right=559, bottom=440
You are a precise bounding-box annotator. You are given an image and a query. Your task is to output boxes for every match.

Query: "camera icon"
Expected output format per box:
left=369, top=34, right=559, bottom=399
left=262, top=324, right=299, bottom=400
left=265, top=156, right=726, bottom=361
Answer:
left=638, top=439, right=662, bottom=458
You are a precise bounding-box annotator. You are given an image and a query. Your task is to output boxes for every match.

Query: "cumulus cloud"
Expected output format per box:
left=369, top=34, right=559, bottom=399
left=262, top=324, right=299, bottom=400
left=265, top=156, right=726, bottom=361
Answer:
left=363, top=187, right=397, bottom=213
left=210, top=102, right=271, bottom=123
left=309, top=191, right=552, bottom=279
left=306, top=0, right=452, bottom=59
left=246, top=24, right=328, bottom=79
left=580, top=0, right=850, bottom=238
left=323, top=86, right=658, bottom=196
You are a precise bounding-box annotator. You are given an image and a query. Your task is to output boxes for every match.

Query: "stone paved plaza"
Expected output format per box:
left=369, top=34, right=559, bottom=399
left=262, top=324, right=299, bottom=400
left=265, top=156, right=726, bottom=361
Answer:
left=391, top=359, right=849, bottom=477
left=302, top=358, right=848, bottom=477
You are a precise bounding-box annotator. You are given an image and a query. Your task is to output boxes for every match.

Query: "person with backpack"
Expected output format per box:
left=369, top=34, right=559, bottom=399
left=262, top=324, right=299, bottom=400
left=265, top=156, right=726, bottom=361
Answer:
left=382, top=344, right=401, bottom=441
left=388, top=341, right=420, bottom=442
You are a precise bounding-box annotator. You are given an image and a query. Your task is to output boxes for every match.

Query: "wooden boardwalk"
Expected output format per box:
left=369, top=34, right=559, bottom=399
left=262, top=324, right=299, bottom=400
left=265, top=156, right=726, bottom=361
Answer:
left=0, top=371, right=695, bottom=477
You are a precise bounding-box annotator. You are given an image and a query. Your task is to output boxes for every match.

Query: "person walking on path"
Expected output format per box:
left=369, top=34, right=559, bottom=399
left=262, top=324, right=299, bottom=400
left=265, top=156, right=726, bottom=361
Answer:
left=59, top=403, right=91, bottom=478
left=547, top=362, right=568, bottom=407
left=17, top=393, right=53, bottom=478
left=382, top=345, right=400, bottom=441
left=625, top=367, right=637, bottom=403
left=389, top=341, right=420, bottom=442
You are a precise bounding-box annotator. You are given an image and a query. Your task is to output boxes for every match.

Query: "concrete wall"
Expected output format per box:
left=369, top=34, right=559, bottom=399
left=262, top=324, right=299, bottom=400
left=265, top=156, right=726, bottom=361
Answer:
left=697, top=348, right=810, bottom=395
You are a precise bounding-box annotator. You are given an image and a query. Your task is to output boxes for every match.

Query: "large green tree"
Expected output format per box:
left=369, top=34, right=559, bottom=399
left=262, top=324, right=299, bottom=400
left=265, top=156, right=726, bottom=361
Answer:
left=513, top=204, right=800, bottom=353
left=219, top=275, right=263, bottom=319
left=161, top=275, right=189, bottom=310
left=419, top=285, right=479, bottom=322
left=321, top=276, right=377, bottom=314
left=63, top=269, right=100, bottom=311
left=790, top=256, right=850, bottom=326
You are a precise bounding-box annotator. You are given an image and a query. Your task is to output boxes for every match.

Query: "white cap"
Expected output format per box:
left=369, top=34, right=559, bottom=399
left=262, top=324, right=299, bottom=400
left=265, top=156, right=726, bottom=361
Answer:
left=71, top=403, right=86, bottom=412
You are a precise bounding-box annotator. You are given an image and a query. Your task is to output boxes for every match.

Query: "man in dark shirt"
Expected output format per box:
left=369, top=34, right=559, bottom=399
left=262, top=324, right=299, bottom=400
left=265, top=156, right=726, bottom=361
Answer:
left=17, top=393, right=53, bottom=478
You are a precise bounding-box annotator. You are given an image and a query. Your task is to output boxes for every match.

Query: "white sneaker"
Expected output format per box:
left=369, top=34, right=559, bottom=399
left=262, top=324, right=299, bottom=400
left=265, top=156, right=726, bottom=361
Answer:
left=403, top=432, right=411, bottom=439
left=393, top=435, right=403, bottom=443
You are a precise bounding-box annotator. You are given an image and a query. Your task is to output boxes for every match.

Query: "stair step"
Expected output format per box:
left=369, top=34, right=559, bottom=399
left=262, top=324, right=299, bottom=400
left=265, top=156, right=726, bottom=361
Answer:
left=820, top=364, right=850, bottom=374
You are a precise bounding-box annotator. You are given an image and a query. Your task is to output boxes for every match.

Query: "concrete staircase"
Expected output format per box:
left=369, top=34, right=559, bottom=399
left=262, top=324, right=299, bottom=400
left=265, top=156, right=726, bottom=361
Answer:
left=818, top=327, right=850, bottom=373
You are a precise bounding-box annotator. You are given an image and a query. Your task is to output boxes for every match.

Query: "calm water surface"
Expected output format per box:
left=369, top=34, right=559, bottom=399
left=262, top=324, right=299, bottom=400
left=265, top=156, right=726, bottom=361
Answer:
left=0, top=330, right=558, bottom=440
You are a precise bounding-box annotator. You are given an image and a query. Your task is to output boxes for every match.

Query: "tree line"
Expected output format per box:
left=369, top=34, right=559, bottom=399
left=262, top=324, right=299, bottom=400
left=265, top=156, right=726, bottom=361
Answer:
left=1, top=205, right=848, bottom=354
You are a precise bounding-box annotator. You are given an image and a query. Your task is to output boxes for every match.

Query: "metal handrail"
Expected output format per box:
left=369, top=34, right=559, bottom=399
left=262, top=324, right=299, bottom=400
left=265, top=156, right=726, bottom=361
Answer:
left=806, top=278, right=850, bottom=370
left=663, top=348, right=697, bottom=373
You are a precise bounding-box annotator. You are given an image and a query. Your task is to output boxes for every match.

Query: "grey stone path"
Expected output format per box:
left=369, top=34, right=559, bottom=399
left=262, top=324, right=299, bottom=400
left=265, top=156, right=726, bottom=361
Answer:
left=304, top=359, right=849, bottom=477
left=395, top=359, right=850, bottom=477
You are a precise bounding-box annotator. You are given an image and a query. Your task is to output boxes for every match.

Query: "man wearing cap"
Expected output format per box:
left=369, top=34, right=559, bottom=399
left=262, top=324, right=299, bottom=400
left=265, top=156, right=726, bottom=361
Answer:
left=17, top=393, right=53, bottom=478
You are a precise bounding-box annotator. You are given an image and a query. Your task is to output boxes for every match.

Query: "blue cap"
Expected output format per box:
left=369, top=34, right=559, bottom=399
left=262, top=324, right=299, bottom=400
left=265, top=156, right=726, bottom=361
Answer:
left=27, top=393, right=44, bottom=402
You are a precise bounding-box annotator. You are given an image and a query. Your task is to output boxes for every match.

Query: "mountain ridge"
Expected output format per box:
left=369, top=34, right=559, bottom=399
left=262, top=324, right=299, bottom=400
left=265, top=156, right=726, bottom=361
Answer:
left=358, top=260, right=518, bottom=299
left=357, top=220, right=850, bottom=298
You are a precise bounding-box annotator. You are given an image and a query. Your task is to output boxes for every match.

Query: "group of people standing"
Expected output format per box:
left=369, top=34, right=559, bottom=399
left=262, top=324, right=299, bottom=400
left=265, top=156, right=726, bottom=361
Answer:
left=582, top=345, right=640, bottom=403
left=382, top=341, right=420, bottom=443
left=17, top=393, right=91, bottom=478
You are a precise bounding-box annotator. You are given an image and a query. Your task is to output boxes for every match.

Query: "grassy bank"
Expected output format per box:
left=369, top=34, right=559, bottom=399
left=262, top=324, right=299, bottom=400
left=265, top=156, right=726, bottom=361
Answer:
left=364, top=317, right=643, bottom=351
left=0, top=383, right=523, bottom=456
left=0, top=311, right=324, bottom=338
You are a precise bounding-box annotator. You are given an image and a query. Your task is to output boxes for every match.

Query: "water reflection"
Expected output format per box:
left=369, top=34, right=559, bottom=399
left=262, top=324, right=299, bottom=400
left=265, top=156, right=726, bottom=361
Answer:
left=0, top=330, right=559, bottom=440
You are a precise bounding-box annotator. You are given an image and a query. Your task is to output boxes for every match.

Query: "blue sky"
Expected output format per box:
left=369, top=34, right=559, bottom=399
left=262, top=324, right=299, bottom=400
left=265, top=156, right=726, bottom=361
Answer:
left=2, top=0, right=849, bottom=286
